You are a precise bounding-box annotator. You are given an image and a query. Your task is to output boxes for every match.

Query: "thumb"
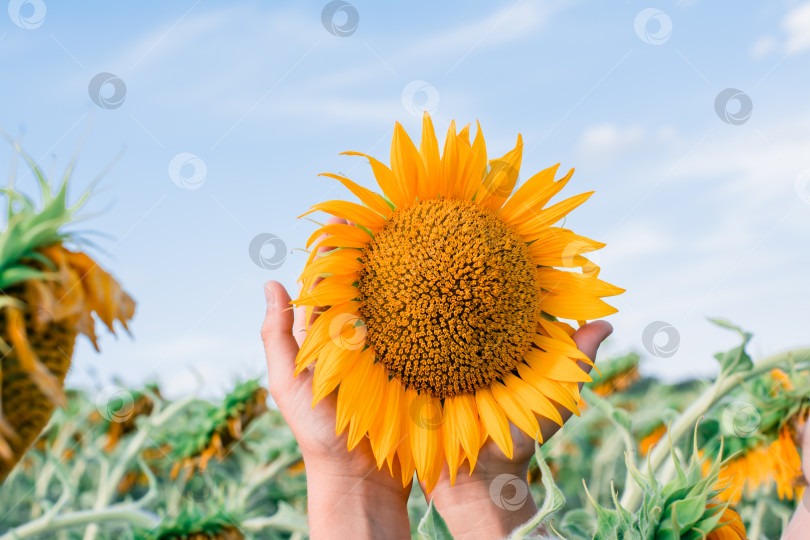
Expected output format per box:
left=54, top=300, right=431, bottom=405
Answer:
left=261, top=281, right=303, bottom=395
left=571, top=320, right=613, bottom=365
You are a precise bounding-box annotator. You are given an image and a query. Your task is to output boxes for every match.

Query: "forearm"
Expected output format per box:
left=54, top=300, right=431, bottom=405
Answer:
left=783, top=491, right=810, bottom=539
left=305, top=462, right=411, bottom=540
left=429, top=463, right=541, bottom=540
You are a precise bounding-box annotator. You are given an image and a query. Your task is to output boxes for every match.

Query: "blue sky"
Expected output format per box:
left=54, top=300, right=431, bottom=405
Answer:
left=2, top=1, right=809, bottom=398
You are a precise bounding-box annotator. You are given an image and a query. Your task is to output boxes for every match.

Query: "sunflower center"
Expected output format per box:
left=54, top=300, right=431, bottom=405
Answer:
left=358, top=198, right=540, bottom=398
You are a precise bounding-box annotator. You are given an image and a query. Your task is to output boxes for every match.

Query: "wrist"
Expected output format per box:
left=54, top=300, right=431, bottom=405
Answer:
left=305, top=458, right=411, bottom=540
left=429, top=462, right=540, bottom=539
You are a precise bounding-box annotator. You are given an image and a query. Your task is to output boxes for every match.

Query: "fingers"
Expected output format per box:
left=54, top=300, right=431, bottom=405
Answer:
left=571, top=320, right=614, bottom=364
left=262, top=281, right=309, bottom=399
left=293, top=216, right=349, bottom=348
left=535, top=321, right=614, bottom=442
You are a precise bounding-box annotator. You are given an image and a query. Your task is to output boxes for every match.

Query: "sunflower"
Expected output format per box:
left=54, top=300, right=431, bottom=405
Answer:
left=589, top=352, right=640, bottom=397
left=169, top=379, right=268, bottom=478
left=292, top=113, right=623, bottom=490
left=707, top=369, right=809, bottom=502
left=706, top=504, right=747, bottom=540
left=638, top=423, right=667, bottom=456
left=715, top=426, right=804, bottom=502
left=0, top=146, right=134, bottom=483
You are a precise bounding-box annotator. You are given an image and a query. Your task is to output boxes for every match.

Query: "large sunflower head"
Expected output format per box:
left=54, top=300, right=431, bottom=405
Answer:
left=293, top=113, right=623, bottom=490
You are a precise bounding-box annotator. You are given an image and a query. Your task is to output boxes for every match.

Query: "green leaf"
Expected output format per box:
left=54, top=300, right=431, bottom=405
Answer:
left=418, top=500, right=453, bottom=540
left=709, top=319, right=754, bottom=373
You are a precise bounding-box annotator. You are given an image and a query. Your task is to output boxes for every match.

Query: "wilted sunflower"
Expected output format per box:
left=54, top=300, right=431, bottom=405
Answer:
left=293, top=113, right=623, bottom=490
left=169, top=379, right=268, bottom=478
left=708, top=369, right=808, bottom=502
left=0, top=145, right=134, bottom=482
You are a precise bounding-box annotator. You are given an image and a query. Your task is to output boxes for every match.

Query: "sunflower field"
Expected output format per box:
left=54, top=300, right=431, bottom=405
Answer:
left=0, top=323, right=807, bottom=539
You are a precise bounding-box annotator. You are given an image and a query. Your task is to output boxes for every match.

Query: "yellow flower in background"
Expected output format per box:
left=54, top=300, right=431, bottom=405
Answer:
left=706, top=504, right=747, bottom=540
left=715, top=426, right=804, bottom=502
left=293, top=112, right=623, bottom=490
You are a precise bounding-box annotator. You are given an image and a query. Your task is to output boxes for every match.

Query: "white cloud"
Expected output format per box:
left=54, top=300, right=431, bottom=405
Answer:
left=783, top=1, right=810, bottom=53
left=577, top=124, right=645, bottom=165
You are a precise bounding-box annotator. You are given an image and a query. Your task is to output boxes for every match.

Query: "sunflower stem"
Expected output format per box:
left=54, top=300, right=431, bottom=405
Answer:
left=0, top=505, right=159, bottom=540
left=82, top=396, right=195, bottom=540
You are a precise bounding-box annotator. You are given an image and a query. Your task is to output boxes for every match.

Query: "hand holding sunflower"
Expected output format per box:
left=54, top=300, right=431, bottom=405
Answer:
left=423, top=321, right=612, bottom=539
left=261, top=220, right=412, bottom=540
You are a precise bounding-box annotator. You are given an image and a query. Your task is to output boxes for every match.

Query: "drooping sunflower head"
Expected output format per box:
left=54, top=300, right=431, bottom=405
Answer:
left=701, top=367, right=809, bottom=502
left=169, top=379, right=268, bottom=479
left=293, top=113, right=623, bottom=490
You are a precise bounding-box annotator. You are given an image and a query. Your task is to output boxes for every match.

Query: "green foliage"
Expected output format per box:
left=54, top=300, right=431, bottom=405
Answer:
left=0, top=142, right=90, bottom=289
left=0, top=322, right=807, bottom=540
left=417, top=500, right=453, bottom=540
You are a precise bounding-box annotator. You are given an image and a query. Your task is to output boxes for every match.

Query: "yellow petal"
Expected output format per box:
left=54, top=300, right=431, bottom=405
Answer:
left=515, top=191, right=594, bottom=241
left=397, top=404, right=416, bottom=487
left=312, top=345, right=360, bottom=405
left=419, top=112, right=441, bottom=199
left=503, top=373, right=562, bottom=428
left=441, top=120, right=460, bottom=196
left=475, top=387, right=513, bottom=459
left=298, top=250, right=362, bottom=283
left=499, top=166, right=572, bottom=225
left=347, top=361, right=387, bottom=450
left=526, top=227, right=604, bottom=268
left=536, top=268, right=624, bottom=298
left=292, top=277, right=358, bottom=307
left=457, top=122, right=488, bottom=201
left=447, top=394, right=480, bottom=474
left=342, top=151, right=409, bottom=208
left=457, top=123, right=471, bottom=144
left=294, top=302, right=360, bottom=374
left=476, top=134, right=523, bottom=212
left=407, top=390, right=443, bottom=486
left=540, top=292, right=618, bottom=320
left=491, top=380, right=541, bottom=441
left=305, top=223, right=372, bottom=250
left=391, top=122, right=424, bottom=203
left=335, top=348, right=374, bottom=435
left=442, top=401, right=462, bottom=485
left=318, top=173, right=393, bottom=218
left=516, top=365, right=580, bottom=416
left=368, top=377, right=404, bottom=469
left=524, top=347, right=591, bottom=382
left=300, top=200, right=387, bottom=231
